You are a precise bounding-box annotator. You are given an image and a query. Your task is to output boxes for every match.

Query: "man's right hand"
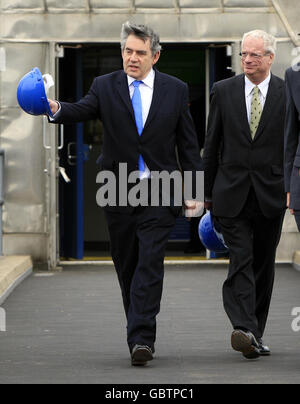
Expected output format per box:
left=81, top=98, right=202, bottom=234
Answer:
left=287, top=192, right=294, bottom=215
left=48, top=99, right=59, bottom=115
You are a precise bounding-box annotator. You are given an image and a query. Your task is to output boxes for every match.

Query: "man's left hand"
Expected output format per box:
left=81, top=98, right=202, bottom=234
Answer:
left=184, top=200, right=204, bottom=218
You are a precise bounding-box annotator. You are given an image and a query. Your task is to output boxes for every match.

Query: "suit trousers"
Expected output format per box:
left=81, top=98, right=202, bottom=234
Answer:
left=216, top=188, right=285, bottom=339
left=293, top=211, right=300, bottom=232
left=104, top=205, right=176, bottom=352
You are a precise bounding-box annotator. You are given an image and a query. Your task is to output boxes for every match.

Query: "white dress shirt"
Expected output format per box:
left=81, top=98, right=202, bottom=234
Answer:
left=128, top=68, right=155, bottom=127
left=128, top=68, right=155, bottom=179
left=245, top=73, right=271, bottom=124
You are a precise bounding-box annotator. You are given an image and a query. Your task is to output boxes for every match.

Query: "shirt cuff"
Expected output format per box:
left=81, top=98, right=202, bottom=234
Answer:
left=48, top=101, right=61, bottom=121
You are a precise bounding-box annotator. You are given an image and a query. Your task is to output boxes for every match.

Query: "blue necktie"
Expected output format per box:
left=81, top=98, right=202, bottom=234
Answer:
left=131, top=80, right=145, bottom=174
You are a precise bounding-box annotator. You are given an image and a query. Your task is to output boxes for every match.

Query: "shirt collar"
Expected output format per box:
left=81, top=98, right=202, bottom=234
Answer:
left=245, top=72, right=271, bottom=98
left=127, top=68, right=155, bottom=89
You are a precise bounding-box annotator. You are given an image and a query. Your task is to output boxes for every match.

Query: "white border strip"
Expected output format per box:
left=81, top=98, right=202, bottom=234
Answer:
left=59, top=259, right=291, bottom=266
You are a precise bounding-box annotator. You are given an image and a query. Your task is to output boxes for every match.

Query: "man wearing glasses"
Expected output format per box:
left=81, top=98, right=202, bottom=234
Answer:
left=203, top=30, right=286, bottom=359
left=284, top=62, right=300, bottom=232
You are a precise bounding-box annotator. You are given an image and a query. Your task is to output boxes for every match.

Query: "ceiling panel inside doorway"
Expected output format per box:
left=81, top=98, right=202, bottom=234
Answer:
left=91, top=0, right=132, bottom=7
left=1, top=0, right=44, bottom=11
left=135, top=0, right=175, bottom=7
left=223, top=0, right=271, bottom=6
left=179, top=1, right=222, bottom=7
left=46, top=0, right=86, bottom=10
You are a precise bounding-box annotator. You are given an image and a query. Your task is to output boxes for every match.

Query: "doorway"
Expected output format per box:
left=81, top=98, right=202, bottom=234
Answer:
left=58, top=43, right=232, bottom=260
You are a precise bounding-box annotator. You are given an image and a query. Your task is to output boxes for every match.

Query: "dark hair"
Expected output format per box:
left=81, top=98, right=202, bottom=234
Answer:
left=121, top=21, right=162, bottom=55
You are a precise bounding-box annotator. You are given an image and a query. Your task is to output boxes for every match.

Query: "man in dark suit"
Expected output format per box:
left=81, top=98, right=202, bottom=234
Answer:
left=284, top=65, right=300, bottom=230
left=48, top=22, right=203, bottom=366
left=203, top=30, right=286, bottom=359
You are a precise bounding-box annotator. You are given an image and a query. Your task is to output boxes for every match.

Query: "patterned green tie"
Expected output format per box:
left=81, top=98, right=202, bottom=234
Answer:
left=250, top=86, right=262, bottom=139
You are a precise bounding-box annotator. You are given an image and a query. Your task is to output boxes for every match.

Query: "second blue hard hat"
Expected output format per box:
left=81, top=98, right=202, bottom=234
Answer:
left=198, top=212, right=228, bottom=253
left=17, top=67, right=53, bottom=117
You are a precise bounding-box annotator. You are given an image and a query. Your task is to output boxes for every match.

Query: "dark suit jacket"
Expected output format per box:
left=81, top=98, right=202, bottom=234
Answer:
left=203, top=73, right=286, bottom=218
left=52, top=69, right=203, bottom=213
left=284, top=67, right=300, bottom=210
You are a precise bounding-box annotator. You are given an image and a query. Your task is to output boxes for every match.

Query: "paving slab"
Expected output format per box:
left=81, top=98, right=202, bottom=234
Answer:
left=0, top=264, right=299, bottom=384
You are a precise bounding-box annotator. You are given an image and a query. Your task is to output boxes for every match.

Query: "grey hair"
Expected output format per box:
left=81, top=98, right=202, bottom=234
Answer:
left=242, top=30, right=277, bottom=55
left=121, top=21, right=162, bottom=55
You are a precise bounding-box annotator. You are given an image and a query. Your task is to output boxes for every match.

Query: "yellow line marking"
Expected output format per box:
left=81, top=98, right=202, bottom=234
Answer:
left=61, top=256, right=228, bottom=262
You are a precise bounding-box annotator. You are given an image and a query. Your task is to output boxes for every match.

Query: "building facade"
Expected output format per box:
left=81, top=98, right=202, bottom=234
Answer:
left=0, top=0, right=299, bottom=269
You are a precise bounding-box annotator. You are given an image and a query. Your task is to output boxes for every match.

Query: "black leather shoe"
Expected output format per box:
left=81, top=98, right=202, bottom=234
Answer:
left=231, top=330, right=260, bottom=359
left=131, top=344, right=153, bottom=366
left=257, top=338, right=271, bottom=356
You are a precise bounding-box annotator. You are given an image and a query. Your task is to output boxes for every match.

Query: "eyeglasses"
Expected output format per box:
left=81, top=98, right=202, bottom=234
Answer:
left=239, top=52, right=270, bottom=60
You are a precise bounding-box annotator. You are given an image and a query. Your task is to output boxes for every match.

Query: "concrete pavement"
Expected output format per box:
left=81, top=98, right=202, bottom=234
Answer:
left=0, top=263, right=299, bottom=384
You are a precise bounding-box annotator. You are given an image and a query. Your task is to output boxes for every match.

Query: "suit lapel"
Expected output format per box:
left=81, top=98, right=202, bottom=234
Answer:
left=143, top=70, right=167, bottom=132
left=253, top=74, right=283, bottom=142
left=116, top=71, right=135, bottom=122
left=232, top=74, right=252, bottom=141
left=115, top=69, right=167, bottom=136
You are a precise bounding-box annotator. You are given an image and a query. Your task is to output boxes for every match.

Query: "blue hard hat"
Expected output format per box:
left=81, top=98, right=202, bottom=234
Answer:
left=17, top=67, right=53, bottom=117
left=198, top=212, right=228, bottom=253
